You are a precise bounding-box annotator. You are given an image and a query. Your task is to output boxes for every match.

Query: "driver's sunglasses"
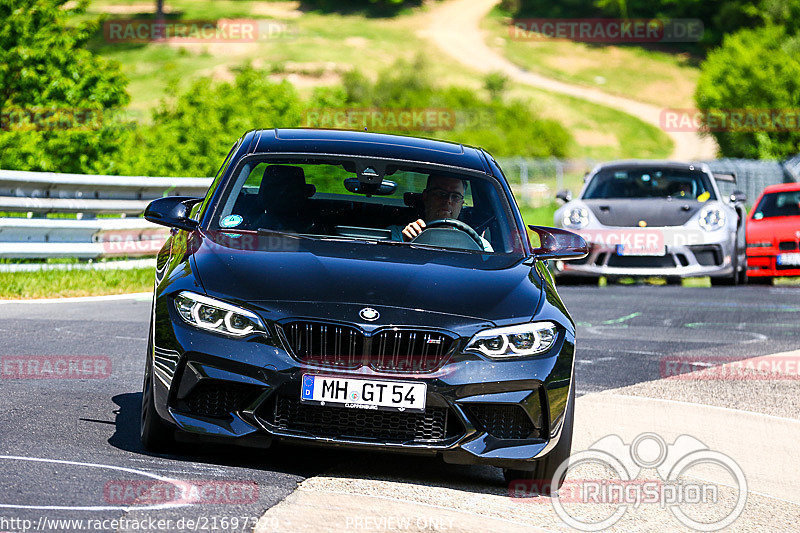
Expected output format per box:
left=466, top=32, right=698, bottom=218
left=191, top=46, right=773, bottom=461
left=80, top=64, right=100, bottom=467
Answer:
left=426, top=188, right=464, bottom=204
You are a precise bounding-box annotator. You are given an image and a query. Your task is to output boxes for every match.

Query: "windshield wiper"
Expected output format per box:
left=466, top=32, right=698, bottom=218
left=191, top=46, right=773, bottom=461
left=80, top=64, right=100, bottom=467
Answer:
left=256, top=227, right=309, bottom=239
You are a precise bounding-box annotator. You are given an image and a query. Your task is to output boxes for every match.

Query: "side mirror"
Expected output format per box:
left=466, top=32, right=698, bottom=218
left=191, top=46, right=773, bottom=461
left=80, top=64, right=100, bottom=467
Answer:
left=144, top=196, right=202, bottom=232
left=555, top=189, right=572, bottom=203
left=528, top=225, right=588, bottom=260
left=730, top=190, right=746, bottom=204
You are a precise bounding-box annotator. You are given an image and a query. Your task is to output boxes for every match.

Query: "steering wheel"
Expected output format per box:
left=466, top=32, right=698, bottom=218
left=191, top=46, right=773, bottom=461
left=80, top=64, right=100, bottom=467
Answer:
left=413, top=218, right=485, bottom=249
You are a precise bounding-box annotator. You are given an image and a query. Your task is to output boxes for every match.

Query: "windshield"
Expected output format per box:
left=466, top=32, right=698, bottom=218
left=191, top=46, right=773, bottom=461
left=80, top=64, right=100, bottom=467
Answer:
left=752, top=190, right=800, bottom=219
left=210, top=156, right=524, bottom=254
left=583, top=168, right=716, bottom=201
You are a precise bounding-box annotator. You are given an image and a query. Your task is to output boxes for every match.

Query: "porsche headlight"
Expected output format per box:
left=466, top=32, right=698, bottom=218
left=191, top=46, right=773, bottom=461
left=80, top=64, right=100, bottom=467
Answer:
left=562, top=207, right=589, bottom=230
left=174, top=292, right=267, bottom=337
left=466, top=322, right=558, bottom=359
left=698, top=205, right=725, bottom=232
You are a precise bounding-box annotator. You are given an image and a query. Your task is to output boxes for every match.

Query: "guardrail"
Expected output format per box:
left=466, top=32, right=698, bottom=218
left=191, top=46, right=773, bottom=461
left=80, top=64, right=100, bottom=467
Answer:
left=0, top=170, right=212, bottom=265
left=1, top=158, right=796, bottom=268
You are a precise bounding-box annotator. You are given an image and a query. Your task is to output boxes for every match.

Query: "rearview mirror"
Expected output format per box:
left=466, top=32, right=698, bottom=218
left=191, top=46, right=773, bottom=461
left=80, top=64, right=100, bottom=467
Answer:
left=344, top=178, right=397, bottom=196
left=144, top=196, right=202, bottom=231
left=555, top=189, right=572, bottom=203
left=729, top=190, right=746, bottom=204
left=528, top=225, right=588, bottom=260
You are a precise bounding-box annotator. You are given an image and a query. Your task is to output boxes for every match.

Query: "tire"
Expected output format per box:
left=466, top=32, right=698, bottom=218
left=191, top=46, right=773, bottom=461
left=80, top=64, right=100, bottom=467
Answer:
left=711, top=243, right=740, bottom=286
left=140, top=329, right=176, bottom=452
left=503, top=385, right=575, bottom=496
left=556, top=275, right=598, bottom=286
left=736, top=263, right=748, bottom=285
left=665, top=276, right=682, bottom=286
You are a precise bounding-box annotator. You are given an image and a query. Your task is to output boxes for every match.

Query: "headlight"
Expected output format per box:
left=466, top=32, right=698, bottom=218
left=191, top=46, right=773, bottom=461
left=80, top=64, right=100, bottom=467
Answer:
left=561, top=207, right=589, bottom=229
left=698, top=206, right=725, bottom=231
left=746, top=242, right=771, bottom=248
left=174, top=291, right=268, bottom=337
left=466, top=322, right=558, bottom=359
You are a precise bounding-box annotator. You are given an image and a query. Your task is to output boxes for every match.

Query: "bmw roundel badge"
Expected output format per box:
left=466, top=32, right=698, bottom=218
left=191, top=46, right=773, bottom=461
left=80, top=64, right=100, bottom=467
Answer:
left=359, top=307, right=379, bottom=321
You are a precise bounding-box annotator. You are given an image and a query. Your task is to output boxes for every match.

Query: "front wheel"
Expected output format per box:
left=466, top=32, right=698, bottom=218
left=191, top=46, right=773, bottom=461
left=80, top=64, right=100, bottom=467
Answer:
left=140, top=330, right=175, bottom=452
left=711, top=244, right=741, bottom=286
left=503, top=385, right=574, bottom=496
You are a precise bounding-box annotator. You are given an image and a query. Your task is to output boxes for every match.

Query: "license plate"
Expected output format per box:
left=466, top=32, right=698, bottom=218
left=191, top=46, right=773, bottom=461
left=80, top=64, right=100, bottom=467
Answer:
left=616, top=244, right=666, bottom=256
left=777, top=253, right=800, bottom=266
left=300, top=374, right=426, bottom=412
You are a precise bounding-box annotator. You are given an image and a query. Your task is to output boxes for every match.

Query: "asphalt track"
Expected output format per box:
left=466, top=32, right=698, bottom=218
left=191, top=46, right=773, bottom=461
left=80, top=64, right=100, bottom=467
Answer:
left=0, top=284, right=797, bottom=532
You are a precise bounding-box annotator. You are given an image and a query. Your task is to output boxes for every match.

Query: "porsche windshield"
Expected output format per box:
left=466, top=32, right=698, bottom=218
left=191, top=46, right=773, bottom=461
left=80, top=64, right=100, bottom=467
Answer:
left=211, top=157, right=524, bottom=254
left=583, top=168, right=716, bottom=201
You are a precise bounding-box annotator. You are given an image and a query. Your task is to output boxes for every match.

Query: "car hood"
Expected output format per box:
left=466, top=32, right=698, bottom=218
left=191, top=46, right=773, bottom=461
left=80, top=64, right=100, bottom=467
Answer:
left=582, top=199, right=703, bottom=227
left=747, top=216, right=800, bottom=241
left=190, top=231, right=542, bottom=327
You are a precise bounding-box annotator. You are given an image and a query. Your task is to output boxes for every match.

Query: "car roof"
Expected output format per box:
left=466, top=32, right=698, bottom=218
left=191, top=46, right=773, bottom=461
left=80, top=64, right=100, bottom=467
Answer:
left=246, top=129, right=491, bottom=173
left=762, top=182, right=800, bottom=194
left=595, top=160, right=707, bottom=172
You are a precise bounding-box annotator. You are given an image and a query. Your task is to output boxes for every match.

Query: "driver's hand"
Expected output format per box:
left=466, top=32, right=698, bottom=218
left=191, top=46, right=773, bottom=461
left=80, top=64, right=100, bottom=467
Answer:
left=401, top=219, right=426, bottom=241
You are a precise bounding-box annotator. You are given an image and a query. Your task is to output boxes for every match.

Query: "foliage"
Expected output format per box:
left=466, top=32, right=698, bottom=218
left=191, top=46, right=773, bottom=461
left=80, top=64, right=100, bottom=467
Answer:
left=298, top=0, right=426, bottom=17
left=0, top=0, right=130, bottom=172
left=484, top=72, right=510, bottom=101
left=113, top=67, right=305, bottom=177
left=695, top=25, right=800, bottom=158
left=325, top=57, right=571, bottom=158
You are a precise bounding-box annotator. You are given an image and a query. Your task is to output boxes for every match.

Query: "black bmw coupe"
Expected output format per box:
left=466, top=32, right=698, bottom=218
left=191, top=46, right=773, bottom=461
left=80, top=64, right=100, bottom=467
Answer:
left=141, top=128, right=587, bottom=491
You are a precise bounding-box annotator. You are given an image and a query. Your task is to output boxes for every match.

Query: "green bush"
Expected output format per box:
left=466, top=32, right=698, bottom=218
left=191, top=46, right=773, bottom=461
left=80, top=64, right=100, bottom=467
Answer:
left=0, top=0, right=130, bottom=173
left=324, top=57, right=571, bottom=158
left=695, top=25, right=800, bottom=158
left=113, top=68, right=305, bottom=177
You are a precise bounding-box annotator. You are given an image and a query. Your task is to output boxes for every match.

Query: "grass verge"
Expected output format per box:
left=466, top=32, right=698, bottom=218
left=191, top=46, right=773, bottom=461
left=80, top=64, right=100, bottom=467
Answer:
left=0, top=268, right=153, bottom=299
left=483, top=6, right=701, bottom=109
left=76, top=0, right=673, bottom=160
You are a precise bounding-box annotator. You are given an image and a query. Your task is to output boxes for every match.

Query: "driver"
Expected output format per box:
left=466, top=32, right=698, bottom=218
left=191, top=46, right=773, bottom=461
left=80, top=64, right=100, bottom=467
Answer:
left=398, top=175, right=466, bottom=241
left=391, top=175, right=492, bottom=251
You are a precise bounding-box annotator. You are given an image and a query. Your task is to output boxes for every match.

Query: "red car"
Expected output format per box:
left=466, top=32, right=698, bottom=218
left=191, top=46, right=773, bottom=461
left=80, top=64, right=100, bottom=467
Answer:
left=746, top=182, right=800, bottom=283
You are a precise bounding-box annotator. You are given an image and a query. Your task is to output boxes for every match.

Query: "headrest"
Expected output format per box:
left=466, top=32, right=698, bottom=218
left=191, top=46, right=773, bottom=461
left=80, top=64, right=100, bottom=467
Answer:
left=404, top=192, right=423, bottom=207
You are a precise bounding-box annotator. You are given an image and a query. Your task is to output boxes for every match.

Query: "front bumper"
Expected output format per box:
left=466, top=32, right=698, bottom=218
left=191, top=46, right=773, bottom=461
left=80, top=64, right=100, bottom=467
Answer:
left=555, top=229, right=735, bottom=278
left=746, top=251, right=800, bottom=277
left=150, top=303, right=575, bottom=470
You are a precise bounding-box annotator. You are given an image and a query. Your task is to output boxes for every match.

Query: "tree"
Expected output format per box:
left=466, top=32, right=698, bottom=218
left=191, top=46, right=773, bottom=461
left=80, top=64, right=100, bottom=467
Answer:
left=0, top=0, right=130, bottom=172
left=695, top=25, right=800, bottom=158
left=113, top=68, right=305, bottom=177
